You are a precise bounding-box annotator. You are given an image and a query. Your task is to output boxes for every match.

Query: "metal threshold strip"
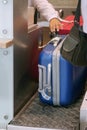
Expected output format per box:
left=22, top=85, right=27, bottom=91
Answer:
left=8, top=125, right=63, bottom=130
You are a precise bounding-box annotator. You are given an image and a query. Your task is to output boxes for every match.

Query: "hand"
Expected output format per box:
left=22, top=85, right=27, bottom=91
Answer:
left=49, top=18, right=62, bottom=32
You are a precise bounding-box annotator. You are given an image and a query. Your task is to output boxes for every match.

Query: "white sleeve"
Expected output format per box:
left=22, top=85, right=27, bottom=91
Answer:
left=31, top=0, right=59, bottom=21
left=81, top=0, right=87, bottom=33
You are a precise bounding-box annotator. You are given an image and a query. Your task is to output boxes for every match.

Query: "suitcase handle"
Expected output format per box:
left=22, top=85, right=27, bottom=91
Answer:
left=38, top=35, right=62, bottom=49
left=38, top=64, right=51, bottom=90
left=49, top=29, right=58, bottom=39
left=38, top=64, right=51, bottom=100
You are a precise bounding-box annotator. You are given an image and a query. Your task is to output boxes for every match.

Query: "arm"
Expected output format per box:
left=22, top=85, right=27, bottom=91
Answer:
left=31, top=0, right=62, bottom=32
left=32, top=0, right=58, bottom=21
left=81, top=0, right=87, bottom=33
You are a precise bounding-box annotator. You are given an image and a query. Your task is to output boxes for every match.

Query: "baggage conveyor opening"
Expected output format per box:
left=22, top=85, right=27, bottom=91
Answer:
left=0, top=0, right=87, bottom=129
left=9, top=90, right=86, bottom=130
left=8, top=26, right=87, bottom=130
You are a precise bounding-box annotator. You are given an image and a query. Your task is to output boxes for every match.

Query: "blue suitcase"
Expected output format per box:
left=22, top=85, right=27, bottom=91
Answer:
left=38, top=36, right=87, bottom=106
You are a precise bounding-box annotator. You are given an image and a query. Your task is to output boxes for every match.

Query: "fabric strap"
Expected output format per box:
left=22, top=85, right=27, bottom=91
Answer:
left=34, top=9, right=38, bottom=24
left=74, top=0, right=81, bottom=27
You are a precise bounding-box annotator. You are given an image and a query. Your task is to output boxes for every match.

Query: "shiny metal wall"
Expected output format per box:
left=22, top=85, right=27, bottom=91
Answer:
left=13, top=0, right=41, bottom=114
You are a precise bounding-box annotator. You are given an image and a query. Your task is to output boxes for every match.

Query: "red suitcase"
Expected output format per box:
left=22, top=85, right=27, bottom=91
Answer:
left=59, top=15, right=83, bottom=35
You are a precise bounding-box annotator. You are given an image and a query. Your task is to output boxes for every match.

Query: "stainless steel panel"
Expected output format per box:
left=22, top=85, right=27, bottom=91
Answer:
left=0, top=0, right=42, bottom=127
left=13, top=0, right=41, bottom=114
left=13, top=28, right=41, bottom=114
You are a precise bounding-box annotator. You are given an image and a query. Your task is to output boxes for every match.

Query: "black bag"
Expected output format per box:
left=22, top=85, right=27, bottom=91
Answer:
left=60, top=0, right=87, bottom=66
